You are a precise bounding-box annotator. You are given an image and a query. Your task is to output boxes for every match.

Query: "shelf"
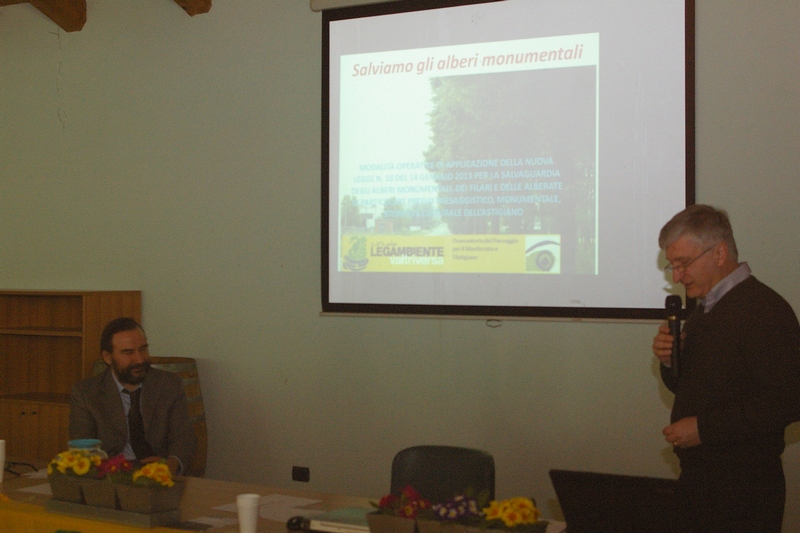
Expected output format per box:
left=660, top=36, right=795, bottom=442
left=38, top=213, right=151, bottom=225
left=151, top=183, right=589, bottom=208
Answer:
left=0, top=289, right=141, bottom=462
left=0, top=327, right=82, bottom=337
left=0, top=392, right=71, bottom=404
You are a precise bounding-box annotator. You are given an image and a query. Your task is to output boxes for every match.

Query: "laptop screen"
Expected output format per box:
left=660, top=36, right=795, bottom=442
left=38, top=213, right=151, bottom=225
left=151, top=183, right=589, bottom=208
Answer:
left=549, top=469, right=679, bottom=533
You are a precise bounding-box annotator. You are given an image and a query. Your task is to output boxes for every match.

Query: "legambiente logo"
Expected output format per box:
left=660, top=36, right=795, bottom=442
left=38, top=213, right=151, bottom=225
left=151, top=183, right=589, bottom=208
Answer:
left=371, top=241, right=445, bottom=266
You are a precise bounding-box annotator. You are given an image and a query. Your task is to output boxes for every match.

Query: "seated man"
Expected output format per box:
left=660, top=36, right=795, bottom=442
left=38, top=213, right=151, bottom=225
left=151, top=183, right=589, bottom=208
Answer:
left=69, top=317, right=196, bottom=475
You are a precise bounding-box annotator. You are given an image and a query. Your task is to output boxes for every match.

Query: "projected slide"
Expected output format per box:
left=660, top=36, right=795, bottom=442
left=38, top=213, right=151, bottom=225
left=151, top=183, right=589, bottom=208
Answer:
left=324, top=0, right=691, bottom=316
left=339, top=34, right=598, bottom=276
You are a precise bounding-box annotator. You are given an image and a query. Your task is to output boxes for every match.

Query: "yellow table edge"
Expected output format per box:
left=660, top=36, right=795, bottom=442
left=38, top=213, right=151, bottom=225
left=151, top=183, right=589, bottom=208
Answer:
left=0, top=498, right=188, bottom=533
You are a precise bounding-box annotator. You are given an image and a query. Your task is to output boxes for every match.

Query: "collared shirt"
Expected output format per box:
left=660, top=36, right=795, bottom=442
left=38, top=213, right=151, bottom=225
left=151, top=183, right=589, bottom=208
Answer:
left=700, top=262, right=751, bottom=313
left=110, top=372, right=140, bottom=461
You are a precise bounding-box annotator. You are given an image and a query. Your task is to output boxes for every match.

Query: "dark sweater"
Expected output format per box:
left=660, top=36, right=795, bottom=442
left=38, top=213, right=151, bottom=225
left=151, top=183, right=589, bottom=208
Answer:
left=661, top=276, right=800, bottom=469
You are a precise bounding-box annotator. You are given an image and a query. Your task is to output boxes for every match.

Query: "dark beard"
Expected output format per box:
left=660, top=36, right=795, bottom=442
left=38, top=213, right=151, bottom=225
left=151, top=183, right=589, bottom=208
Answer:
left=116, top=361, right=151, bottom=385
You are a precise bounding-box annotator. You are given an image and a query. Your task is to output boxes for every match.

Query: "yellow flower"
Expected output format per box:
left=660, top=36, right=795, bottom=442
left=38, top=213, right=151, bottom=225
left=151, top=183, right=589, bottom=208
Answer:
left=72, top=456, right=91, bottom=476
left=482, top=497, right=541, bottom=528
left=49, top=450, right=102, bottom=478
left=483, top=500, right=503, bottom=520
left=132, top=461, right=175, bottom=487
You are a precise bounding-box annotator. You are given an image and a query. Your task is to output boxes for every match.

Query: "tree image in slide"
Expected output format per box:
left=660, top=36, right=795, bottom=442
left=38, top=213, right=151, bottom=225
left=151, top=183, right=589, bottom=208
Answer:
left=423, top=66, right=597, bottom=274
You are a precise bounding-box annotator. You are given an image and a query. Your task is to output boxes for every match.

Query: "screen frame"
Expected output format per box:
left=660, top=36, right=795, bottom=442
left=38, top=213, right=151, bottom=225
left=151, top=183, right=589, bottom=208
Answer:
left=321, top=0, right=696, bottom=320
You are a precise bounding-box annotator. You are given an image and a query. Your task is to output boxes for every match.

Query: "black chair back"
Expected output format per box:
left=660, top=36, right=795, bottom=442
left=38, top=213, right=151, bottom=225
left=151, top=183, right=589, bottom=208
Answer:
left=390, top=445, right=495, bottom=503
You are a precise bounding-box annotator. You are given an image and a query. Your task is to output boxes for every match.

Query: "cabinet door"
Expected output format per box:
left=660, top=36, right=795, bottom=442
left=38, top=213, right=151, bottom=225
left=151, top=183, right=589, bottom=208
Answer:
left=35, top=402, right=71, bottom=461
left=0, top=399, right=17, bottom=456
left=0, top=399, right=33, bottom=459
left=0, top=399, right=70, bottom=462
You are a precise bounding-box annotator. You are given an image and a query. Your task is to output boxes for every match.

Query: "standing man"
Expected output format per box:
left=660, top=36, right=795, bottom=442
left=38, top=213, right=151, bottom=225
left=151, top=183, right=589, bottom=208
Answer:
left=652, top=205, right=800, bottom=532
left=70, top=317, right=196, bottom=475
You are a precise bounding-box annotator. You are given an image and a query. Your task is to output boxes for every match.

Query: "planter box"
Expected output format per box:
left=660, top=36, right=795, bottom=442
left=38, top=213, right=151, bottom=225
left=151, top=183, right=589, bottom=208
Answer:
left=417, top=520, right=480, bottom=533
left=416, top=520, right=549, bottom=533
left=48, top=475, right=84, bottom=504
left=80, top=478, right=119, bottom=509
left=367, top=513, right=417, bottom=533
left=116, top=479, right=186, bottom=514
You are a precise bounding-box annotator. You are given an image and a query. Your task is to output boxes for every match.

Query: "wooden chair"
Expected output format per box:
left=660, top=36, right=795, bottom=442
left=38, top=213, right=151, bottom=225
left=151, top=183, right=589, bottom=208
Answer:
left=390, top=445, right=495, bottom=503
left=92, top=356, right=208, bottom=477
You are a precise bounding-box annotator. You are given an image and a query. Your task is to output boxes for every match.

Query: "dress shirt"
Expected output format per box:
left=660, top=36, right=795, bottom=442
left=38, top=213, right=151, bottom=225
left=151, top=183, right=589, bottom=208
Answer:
left=700, top=261, right=751, bottom=313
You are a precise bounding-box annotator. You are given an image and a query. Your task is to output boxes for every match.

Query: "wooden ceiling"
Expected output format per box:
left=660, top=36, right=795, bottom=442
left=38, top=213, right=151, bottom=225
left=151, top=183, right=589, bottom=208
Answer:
left=0, top=0, right=211, bottom=32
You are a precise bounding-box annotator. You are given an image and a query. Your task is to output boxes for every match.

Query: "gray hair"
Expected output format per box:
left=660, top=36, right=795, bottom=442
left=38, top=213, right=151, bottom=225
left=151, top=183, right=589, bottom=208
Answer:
left=658, top=204, right=738, bottom=261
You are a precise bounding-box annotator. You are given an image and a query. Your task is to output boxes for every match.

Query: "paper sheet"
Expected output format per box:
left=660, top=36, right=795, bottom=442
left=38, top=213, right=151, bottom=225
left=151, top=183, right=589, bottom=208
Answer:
left=15, top=483, right=52, bottom=495
left=212, top=493, right=324, bottom=523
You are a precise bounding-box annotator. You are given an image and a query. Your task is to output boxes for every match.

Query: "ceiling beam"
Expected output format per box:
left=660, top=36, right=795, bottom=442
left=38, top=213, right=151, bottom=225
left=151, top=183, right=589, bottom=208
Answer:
left=0, top=0, right=210, bottom=33
left=9, top=0, right=87, bottom=32
left=173, top=0, right=211, bottom=16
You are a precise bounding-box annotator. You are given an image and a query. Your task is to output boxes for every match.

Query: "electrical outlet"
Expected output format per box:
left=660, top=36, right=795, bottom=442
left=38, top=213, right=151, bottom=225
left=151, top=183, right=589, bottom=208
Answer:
left=292, top=466, right=310, bottom=482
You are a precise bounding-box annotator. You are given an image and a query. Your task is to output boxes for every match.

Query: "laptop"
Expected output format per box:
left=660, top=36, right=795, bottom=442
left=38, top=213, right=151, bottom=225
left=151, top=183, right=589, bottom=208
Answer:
left=309, top=507, right=371, bottom=533
left=549, top=469, right=680, bottom=533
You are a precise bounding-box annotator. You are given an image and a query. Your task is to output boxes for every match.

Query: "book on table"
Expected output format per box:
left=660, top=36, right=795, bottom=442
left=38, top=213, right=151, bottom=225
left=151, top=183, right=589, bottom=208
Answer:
left=309, top=507, right=371, bottom=533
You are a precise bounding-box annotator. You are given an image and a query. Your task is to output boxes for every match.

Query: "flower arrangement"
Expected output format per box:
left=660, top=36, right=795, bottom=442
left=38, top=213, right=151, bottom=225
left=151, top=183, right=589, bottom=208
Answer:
left=431, top=494, right=483, bottom=523
left=368, top=488, right=545, bottom=533
left=48, top=448, right=174, bottom=487
left=373, top=485, right=431, bottom=518
left=97, top=454, right=136, bottom=483
left=131, top=460, right=175, bottom=488
left=47, top=447, right=184, bottom=515
left=47, top=450, right=104, bottom=478
left=482, top=497, right=541, bottom=529
left=419, top=493, right=544, bottom=533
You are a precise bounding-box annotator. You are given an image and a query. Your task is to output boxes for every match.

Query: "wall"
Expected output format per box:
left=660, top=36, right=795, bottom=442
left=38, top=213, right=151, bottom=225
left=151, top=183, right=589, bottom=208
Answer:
left=1, top=0, right=798, bottom=529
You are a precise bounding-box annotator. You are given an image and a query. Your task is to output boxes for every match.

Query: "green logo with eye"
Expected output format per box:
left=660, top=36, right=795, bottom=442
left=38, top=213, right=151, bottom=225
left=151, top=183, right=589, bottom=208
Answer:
left=343, top=236, right=368, bottom=271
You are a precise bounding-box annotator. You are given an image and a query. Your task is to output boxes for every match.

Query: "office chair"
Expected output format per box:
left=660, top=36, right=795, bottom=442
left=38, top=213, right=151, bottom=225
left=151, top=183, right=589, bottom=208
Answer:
left=390, top=445, right=495, bottom=503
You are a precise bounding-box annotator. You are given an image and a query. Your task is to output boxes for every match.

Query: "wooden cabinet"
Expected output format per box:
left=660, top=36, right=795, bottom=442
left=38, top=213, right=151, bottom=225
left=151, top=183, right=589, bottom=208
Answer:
left=0, top=395, right=70, bottom=462
left=0, top=290, right=141, bottom=462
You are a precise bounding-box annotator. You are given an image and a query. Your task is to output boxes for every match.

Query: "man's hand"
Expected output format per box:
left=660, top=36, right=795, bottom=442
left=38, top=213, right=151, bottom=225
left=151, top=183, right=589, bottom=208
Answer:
left=663, top=416, right=701, bottom=448
left=652, top=323, right=676, bottom=366
left=165, top=456, right=180, bottom=476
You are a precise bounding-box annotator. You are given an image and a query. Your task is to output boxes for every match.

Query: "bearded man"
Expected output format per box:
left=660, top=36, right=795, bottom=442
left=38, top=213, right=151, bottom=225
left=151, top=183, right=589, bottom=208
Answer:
left=69, top=317, right=196, bottom=475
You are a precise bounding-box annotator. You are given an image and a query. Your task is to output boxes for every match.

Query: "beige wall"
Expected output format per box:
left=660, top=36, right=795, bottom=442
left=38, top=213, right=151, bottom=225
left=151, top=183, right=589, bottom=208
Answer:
left=1, top=0, right=798, bottom=530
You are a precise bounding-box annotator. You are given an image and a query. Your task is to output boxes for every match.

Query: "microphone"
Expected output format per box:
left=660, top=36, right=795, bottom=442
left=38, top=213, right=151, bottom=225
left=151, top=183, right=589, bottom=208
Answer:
left=665, top=295, right=682, bottom=377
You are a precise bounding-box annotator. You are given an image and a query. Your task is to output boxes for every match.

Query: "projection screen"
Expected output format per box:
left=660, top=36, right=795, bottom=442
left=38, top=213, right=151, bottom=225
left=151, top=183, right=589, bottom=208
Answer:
left=322, top=0, right=695, bottom=319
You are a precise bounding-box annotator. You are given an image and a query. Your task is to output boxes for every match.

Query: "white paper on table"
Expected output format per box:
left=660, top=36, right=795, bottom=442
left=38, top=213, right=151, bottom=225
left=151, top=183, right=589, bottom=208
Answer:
left=213, top=493, right=324, bottom=525
left=214, top=494, right=322, bottom=513
left=23, top=469, right=49, bottom=479
left=258, top=494, right=322, bottom=508
left=16, top=483, right=52, bottom=495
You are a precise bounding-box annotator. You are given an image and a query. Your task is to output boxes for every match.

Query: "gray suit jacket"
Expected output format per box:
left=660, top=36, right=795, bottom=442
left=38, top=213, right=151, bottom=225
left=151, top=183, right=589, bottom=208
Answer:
left=69, top=366, right=196, bottom=470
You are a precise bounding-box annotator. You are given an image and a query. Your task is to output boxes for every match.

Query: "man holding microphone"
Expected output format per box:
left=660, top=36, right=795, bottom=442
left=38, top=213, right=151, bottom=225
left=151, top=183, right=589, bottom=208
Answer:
left=652, top=204, right=800, bottom=532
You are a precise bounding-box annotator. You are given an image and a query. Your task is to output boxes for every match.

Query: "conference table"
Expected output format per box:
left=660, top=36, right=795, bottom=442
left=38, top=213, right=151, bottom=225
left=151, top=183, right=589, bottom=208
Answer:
left=1, top=469, right=565, bottom=533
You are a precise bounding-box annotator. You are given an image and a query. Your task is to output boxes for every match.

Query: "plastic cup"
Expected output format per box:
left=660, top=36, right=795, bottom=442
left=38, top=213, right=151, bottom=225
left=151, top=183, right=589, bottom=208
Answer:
left=237, top=493, right=260, bottom=533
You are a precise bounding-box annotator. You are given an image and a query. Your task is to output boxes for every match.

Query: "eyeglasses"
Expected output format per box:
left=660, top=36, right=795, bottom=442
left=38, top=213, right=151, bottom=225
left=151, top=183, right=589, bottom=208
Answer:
left=664, top=244, right=716, bottom=275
